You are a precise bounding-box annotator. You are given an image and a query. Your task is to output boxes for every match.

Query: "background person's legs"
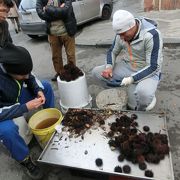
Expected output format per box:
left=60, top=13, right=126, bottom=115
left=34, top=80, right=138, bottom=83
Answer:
left=9, top=18, right=18, bottom=33
left=15, top=17, right=21, bottom=32
left=48, top=35, right=63, bottom=75
left=63, top=35, right=76, bottom=65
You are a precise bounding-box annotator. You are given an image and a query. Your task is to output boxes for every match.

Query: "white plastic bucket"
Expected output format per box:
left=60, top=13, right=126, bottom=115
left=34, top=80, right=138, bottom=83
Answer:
left=96, top=88, right=127, bottom=110
left=57, top=73, right=92, bottom=111
left=13, top=116, right=33, bottom=145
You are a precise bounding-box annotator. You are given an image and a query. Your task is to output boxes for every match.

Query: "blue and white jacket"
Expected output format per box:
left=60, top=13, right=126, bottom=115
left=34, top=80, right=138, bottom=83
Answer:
left=0, top=65, right=44, bottom=121
left=106, top=17, right=163, bottom=82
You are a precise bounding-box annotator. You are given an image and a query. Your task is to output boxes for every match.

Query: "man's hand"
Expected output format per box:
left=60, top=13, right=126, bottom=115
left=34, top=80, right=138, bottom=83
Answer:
left=121, top=77, right=134, bottom=86
left=0, top=5, right=9, bottom=22
left=26, top=98, right=44, bottom=111
left=60, top=3, right=65, bottom=7
left=101, top=67, right=113, bottom=79
left=37, top=91, right=46, bottom=104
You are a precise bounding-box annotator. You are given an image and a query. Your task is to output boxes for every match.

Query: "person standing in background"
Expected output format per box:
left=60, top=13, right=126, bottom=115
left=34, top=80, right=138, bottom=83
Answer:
left=0, top=0, right=14, bottom=47
left=36, top=0, right=77, bottom=81
left=7, top=0, right=21, bottom=33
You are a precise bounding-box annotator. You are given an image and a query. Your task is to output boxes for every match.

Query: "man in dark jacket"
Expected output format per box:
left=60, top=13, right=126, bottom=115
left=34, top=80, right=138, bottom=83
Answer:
left=36, top=0, right=77, bottom=81
left=0, top=43, right=55, bottom=179
left=0, top=0, right=13, bottom=47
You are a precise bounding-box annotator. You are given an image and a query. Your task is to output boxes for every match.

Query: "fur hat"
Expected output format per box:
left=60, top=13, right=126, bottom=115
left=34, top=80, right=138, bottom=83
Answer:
left=112, top=10, right=136, bottom=34
left=0, top=43, right=33, bottom=75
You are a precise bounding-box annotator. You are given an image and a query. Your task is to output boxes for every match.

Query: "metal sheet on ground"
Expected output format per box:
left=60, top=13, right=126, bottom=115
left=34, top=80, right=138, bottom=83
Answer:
left=38, top=110, right=174, bottom=180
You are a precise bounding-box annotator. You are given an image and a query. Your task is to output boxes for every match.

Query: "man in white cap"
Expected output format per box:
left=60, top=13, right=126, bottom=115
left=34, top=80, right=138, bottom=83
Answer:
left=92, top=10, right=163, bottom=111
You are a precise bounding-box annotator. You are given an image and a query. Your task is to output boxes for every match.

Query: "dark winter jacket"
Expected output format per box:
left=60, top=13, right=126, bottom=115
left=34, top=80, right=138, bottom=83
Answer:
left=0, top=65, right=44, bottom=121
left=0, top=21, right=13, bottom=47
left=36, top=0, right=77, bottom=36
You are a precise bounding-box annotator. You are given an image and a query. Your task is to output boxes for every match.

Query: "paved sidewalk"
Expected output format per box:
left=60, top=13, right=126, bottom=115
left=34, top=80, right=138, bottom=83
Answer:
left=1, top=1, right=180, bottom=180
left=76, top=5, right=180, bottom=46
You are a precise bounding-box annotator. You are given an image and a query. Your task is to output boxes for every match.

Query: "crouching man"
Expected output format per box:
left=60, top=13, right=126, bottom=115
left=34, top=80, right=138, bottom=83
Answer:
left=0, top=43, right=55, bottom=179
left=92, top=10, right=163, bottom=111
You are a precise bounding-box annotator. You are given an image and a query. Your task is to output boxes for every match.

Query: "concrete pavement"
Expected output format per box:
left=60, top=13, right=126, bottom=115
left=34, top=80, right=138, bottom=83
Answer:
left=1, top=0, right=180, bottom=180
left=76, top=1, right=180, bottom=46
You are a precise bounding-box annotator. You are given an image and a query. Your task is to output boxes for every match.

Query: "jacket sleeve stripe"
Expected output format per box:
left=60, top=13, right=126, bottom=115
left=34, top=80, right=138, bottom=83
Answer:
left=149, top=29, right=160, bottom=65
left=133, top=29, right=160, bottom=81
left=0, top=103, right=28, bottom=121
left=107, top=36, right=117, bottom=65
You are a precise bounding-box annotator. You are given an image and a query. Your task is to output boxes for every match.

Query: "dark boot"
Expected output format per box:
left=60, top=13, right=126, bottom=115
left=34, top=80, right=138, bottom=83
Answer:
left=51, top=73, right=59, bottom=81
left=20, top=156, right=43, bottom=180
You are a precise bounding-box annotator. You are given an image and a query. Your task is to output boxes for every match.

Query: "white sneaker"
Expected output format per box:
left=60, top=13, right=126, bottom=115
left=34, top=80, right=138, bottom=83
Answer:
left=146, top=96, right=157, bottom=111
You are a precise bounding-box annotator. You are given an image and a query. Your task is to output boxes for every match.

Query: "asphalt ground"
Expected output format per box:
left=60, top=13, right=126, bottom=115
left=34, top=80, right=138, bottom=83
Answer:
left=1, top=0, right=180, bottom=179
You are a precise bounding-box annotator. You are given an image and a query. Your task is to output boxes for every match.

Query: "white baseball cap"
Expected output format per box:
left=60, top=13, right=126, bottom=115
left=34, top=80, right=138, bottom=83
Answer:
left=112, top=10, right=136, bottom=34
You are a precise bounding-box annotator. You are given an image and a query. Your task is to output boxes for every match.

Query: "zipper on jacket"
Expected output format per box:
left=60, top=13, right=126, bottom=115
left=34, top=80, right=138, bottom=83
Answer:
left=15, top=80, right=21, bottom=103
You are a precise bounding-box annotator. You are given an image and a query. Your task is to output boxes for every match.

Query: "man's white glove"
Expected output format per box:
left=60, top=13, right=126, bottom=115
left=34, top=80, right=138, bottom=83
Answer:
left=121, top=77, right=134, bottom=86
